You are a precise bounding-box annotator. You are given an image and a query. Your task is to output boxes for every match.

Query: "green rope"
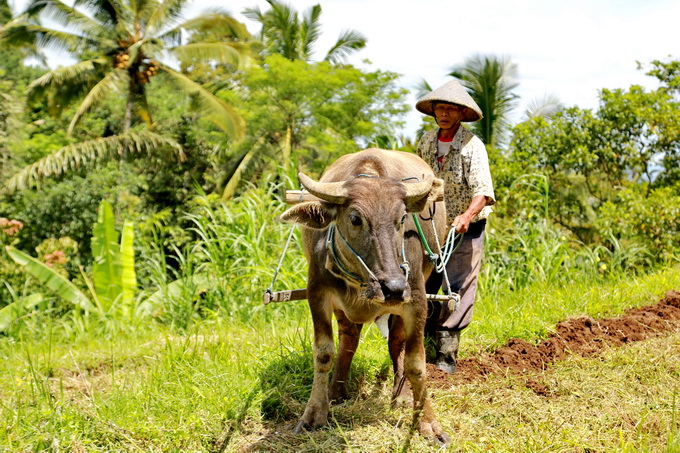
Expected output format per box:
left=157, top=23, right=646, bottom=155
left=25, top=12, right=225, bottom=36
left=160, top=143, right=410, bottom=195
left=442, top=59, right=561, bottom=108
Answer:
left=412, top=214, right=438, bottom=261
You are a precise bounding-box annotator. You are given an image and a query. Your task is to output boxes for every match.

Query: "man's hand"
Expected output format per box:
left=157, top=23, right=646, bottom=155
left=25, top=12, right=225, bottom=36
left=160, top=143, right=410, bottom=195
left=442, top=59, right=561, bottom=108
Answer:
left=451, top=215, right=471, bottom=234
left=451, top=195, right=488, bottom=234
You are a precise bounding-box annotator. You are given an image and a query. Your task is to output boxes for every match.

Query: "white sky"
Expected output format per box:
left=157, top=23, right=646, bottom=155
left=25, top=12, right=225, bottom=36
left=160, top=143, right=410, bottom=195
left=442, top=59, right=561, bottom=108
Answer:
left=15, top=0, right=680, bottom=138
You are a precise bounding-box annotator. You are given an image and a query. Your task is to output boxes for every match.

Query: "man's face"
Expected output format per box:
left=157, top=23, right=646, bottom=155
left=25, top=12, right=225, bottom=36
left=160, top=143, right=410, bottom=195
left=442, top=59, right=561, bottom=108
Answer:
left=433, top=103, right=463, bottom=130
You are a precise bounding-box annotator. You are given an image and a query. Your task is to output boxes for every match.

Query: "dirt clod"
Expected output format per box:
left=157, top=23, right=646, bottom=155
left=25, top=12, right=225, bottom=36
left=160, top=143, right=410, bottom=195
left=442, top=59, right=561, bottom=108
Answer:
left=429, top=290, right=680, bottom=391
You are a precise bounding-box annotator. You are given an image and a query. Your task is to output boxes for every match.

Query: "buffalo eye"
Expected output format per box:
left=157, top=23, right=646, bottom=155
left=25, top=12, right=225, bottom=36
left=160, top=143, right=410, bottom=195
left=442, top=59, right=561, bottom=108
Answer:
left=401, top=214, right=408, bottom=225
left=349, top=214, right=362, bottom=227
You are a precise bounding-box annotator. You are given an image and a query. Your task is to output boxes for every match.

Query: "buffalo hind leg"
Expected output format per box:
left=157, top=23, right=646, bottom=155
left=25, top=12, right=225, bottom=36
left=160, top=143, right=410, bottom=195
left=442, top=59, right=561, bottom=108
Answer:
left=387, top=315, right=411, bottom=406
left=294, top=294, right=334, bottom=433
left=329, top=309, right=362, bottom=403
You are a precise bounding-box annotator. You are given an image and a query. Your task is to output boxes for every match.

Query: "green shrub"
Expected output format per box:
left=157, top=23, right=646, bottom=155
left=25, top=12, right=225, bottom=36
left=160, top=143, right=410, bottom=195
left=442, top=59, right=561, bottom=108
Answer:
left=597, top=185, right=680, bottom=262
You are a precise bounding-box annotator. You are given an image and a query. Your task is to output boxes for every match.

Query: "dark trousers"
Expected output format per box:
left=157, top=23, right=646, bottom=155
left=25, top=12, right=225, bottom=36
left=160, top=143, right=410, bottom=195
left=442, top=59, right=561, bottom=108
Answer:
left=426, top=219, right=486, bottom=332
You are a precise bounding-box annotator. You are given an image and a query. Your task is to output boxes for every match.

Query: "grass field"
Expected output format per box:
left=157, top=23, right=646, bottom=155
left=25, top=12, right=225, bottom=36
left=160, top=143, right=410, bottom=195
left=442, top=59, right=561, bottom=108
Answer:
left=1, top=264, right=679, bottom=451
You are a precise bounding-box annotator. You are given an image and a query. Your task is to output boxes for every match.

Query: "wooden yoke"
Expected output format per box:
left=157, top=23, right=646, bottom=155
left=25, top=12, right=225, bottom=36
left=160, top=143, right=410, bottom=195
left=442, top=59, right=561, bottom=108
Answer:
left=285, top=190, right=443, bottom=205
left=264, top=287, right=459, bottom=305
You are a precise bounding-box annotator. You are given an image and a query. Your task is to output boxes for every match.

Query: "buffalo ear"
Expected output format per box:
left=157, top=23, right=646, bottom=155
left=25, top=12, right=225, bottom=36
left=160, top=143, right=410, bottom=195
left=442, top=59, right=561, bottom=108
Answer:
left=405, top=177, right=444, bottom=213
left=279, top=202, right=336, bottom=229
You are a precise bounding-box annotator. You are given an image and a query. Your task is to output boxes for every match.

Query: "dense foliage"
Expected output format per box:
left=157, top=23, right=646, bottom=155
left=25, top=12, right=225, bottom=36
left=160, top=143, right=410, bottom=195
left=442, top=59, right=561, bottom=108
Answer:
left=0, top=0, right=678, bottom=335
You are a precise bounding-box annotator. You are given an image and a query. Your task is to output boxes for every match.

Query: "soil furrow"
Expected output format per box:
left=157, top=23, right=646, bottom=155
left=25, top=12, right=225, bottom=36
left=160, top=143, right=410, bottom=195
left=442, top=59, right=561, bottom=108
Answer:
left=428, top=290, right=680, bottom=390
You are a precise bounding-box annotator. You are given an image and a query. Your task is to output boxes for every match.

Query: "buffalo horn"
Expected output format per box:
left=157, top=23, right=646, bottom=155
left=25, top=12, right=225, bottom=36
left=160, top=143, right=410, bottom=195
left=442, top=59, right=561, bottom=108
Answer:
left=403, top=174, right=434, bottom=204
left=298, top=173, right=349, bottom=205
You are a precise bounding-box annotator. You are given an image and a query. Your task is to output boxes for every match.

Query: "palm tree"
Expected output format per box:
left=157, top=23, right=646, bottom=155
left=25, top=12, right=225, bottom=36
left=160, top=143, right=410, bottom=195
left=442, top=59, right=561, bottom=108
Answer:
left=243, top=0, right=366, bottom=63
left=1, top=0, right=251, bottom=191
left=448, top=54, right=519, bottom=148
left=524, top=93, right=564, bottom=120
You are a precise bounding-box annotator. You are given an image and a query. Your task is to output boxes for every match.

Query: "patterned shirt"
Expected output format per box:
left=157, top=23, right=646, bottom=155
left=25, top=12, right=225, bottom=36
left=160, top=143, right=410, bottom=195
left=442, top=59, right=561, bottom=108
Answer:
left=417, top=126, right=496, bottom=224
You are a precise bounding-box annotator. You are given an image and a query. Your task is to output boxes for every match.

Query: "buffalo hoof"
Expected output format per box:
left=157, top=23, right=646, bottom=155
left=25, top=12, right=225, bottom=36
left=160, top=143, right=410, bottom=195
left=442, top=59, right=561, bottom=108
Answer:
left=434, top=430, right=451, bottom=446
left=293, top=420, right=311, bottom=433
left=419, top=419, right=450, bottom=447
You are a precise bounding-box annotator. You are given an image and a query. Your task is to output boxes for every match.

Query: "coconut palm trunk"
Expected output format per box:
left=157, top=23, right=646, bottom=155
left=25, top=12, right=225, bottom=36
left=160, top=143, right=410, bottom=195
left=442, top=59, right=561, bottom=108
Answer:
left=125, top=79, right=135, bottom=132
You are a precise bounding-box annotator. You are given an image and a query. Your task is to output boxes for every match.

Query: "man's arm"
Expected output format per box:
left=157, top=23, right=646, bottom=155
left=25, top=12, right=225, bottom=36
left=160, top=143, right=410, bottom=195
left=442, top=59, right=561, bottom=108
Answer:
left=452, top=195, right=487, bottom=233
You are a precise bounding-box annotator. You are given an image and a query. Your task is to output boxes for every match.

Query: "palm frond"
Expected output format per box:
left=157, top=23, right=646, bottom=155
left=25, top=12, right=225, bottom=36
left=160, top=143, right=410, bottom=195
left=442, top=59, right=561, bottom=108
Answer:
left=145, top=0, right=187, bottom=37
left=0, top=14, right=48, bottom=63
left=67, top=68, right=127, bottom=136
left=324, top=29, right=366, bottom=64
left=27, top=57, right=109, bottom=103
left=4, top=131, right=184, bottom=193
left=524, top=94, right=564, bottom=120
left=1, top=20, right=102, bottom=55
left=73, top=0, right=126, bottom=29
left=300, top=4, right=321, bottom=60
left=171, top=42, right=244, bottom=67
left=23, top=0, right=102, bottom=37
left=159, top=12, right=248, bottom=46
left=258, top=0, right=299, bottom=60
left=221, top=133, right=268, bottom=200
left=160, top=64, right=244, bottom=139
left=414, top=78, right=433, bottom=100
left=448, top=54, right=519, bottom=147
left=128, top=0, right=157, bottom=26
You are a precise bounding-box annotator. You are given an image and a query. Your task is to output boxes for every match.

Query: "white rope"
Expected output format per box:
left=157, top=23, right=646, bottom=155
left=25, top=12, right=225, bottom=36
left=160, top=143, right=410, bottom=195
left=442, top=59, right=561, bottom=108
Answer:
left=436, top=227, right=461, bottom=273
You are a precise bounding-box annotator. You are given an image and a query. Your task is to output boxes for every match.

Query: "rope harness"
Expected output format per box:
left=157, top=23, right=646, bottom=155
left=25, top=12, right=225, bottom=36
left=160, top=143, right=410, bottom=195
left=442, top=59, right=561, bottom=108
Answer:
left=325, top=221, right=410, bottom=286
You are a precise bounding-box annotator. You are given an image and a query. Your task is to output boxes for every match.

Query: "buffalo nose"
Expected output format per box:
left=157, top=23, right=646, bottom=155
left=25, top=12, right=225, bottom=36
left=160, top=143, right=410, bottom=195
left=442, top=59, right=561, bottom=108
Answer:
left=380, top=278, right=406, bottom=302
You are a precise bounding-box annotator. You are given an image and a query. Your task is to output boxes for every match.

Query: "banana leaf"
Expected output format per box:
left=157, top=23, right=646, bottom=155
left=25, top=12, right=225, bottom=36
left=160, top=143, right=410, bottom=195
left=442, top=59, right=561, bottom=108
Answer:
left=91, top=200, right=122, bottom=310
left=5, top=246, right=96, bottom=313
left=120, top=220, right=137, bottom=307
left=0, top=293, right=43, bottom=331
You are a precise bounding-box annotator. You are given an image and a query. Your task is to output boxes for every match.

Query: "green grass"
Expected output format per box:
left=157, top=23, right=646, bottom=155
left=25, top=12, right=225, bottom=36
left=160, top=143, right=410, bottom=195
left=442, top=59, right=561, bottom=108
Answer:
left=2, top=186, right=679, bottom=451
left=1, top=264, right=679, bottom=451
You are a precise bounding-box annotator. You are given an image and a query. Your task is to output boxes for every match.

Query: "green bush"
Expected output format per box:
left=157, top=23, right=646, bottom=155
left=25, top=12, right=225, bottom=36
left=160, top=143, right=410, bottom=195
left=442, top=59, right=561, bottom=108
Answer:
left=2, top=162, right=147, bottom=259
left=596, top=185, right=680, bottom=262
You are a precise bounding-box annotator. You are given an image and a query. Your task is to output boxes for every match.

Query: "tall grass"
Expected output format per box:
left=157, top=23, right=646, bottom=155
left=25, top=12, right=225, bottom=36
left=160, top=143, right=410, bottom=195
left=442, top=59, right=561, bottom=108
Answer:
left=469, top=173, right=680, bottom=351
left=136, top=180, right=308, bottom=330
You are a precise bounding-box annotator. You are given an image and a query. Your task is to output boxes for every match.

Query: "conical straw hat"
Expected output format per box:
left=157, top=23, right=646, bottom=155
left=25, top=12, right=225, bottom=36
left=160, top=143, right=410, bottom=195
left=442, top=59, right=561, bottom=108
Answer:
left=416, top=79, right=483, bottom=122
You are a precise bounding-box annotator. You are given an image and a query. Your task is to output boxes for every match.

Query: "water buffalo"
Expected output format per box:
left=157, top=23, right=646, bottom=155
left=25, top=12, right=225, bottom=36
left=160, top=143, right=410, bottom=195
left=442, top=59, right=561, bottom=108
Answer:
left=280, top=148, right=449, bottom=444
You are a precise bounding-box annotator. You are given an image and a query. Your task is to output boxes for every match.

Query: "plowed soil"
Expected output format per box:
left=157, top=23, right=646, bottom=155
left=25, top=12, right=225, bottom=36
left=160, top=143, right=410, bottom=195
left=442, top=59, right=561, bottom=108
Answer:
left=428, top=290, right=680, bottom=393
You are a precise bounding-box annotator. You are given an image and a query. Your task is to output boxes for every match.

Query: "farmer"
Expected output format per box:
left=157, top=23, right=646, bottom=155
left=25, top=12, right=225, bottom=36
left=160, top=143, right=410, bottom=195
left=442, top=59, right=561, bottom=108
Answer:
left=415, top=79, right=496, bottom=373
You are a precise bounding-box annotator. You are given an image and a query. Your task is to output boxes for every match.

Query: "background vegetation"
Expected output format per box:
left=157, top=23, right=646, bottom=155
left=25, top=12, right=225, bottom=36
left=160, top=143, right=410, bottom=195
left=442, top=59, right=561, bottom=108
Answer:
left=1, top=0, right=679, bottom=450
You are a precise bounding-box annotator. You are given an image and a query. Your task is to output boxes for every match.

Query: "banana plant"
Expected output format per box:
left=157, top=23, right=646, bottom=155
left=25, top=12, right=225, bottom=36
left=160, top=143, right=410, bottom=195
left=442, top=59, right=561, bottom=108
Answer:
left=4, top=200, right=137, bottom=326
left=4, top=200, right=213, bottom=329
left=91, top=200, right=137, bottom=315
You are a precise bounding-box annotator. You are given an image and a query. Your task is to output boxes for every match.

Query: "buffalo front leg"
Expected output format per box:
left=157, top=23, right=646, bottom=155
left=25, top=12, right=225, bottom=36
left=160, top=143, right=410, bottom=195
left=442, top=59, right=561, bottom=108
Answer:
left=329, top=309, right=362, bottom=402
left=294, top=295, right=335, bottom=433
left=403, top=296, right=450, bottom=445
